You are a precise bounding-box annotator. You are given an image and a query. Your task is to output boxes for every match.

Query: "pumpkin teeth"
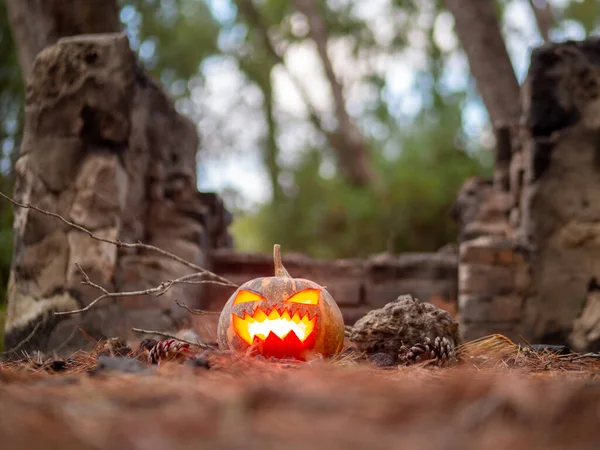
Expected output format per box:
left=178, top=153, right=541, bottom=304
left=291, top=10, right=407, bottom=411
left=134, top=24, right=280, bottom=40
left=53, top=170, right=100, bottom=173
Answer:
left=232, top=306, right=317, bottom=345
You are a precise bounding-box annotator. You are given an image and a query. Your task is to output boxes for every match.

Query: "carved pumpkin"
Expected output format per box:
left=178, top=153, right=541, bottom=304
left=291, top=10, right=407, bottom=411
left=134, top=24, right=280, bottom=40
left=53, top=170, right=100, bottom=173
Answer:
left=217, top=245, right=345, bottom=360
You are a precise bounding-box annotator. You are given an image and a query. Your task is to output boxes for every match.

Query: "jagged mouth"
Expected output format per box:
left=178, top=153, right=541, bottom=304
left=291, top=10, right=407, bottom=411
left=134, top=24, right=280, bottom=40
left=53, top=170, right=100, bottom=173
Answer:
left=232, top=307, right=317, bottom=346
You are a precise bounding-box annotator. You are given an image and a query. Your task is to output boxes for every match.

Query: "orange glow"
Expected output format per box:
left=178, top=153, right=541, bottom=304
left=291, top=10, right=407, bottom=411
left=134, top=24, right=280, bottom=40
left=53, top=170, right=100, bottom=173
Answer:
left=232, top=307, right=317, bottom=345
left=286, top=288, right=320, bottom=305
left=233, top=290, right=265, bottom=305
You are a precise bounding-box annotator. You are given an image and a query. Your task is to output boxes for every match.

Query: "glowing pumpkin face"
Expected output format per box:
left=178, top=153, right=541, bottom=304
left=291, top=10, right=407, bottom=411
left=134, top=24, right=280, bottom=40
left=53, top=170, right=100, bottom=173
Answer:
left=217, top=245, right=345, bottom=360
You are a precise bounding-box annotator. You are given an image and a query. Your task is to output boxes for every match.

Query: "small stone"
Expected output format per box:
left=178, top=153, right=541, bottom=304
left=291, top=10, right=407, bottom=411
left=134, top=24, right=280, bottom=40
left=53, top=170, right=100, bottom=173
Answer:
left=368, top=352, right=397, bottom=368
left=92, top=356, right=149, bottom=375
left=184, top=356, right=211, bottom=369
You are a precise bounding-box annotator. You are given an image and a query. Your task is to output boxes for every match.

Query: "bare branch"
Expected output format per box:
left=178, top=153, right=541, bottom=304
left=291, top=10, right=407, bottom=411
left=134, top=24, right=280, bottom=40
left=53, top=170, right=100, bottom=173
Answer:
left=56, top=266, right=225, bottom=316
left=131, top=328, right=214, bottom=350
left=174, top=298, right=221, bottom=316
left=0, top=191, right=238, bottom=289
left=49, top=326, right=81, bottom=355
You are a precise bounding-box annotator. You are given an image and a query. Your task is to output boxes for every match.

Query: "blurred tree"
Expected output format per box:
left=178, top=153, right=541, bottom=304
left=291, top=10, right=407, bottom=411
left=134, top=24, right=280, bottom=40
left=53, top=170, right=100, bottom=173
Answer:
left=445, top=0, right=521, bottom=128
left=0, top=0, right=23, bottom=304
left=5, top=0, right=121, bottom=78
left=232, top=100, right=489, bottom=258
left=527, top=0, right=556, bottom=42
left=0, top=0, right=598, bottom=279
left=292, top=0, right=374, bottom=185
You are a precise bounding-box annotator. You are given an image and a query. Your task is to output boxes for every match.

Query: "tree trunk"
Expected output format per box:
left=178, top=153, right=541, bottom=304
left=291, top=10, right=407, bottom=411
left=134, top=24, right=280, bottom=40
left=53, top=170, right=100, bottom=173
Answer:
left=236, top=0, right=373, bottom=186
left=5, top=0, right=121, bottom=79
left=527, top=0, right=555, bottom=43
left=444, top=0, right=521, bottom=127
left=294, top=0, right=374, bottom=185
left=263, top=76, right=283, bottom=202
left=3, top=2, right=232, bottom=355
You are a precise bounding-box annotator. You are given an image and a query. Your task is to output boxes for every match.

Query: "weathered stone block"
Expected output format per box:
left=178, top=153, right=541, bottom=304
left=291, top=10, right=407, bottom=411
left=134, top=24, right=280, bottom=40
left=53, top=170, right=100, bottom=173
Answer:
left=12, top=230, right=69, bottom=298
left=452, top=177, right=511, bottom=243
left=459, top=263, right=514, bottom=296
left=364, top=252, right=458, bottom=308
left=459, top=236, right=526, bottom=266
left=207, top=250, right=364, bottom=308
left=70, top=153, right=127, bottom=230
left=66, top=228, right=118, bottom=289
left=516, top=38, right=600, bottom=350
left=22, top=136, right=84, bottom=192
left=459, top=294, right=523, bottom=322
left=365, top=279, right=456, bottom=308
left=149, top=237, right=206, bottom=268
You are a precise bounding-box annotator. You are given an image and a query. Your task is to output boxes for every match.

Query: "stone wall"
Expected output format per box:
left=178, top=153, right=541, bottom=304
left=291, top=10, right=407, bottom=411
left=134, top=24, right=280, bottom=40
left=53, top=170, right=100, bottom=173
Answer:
left=517, top=38, right=600, bottom=351
left=4, top=33, right=231, bottom=354
left=455, top=37, right=600, bottom=351
left=203, top=249, right=458, bottom=326
left=458, top=236, right=530, bottom=342
left=14, top=33, right=600, bottom=355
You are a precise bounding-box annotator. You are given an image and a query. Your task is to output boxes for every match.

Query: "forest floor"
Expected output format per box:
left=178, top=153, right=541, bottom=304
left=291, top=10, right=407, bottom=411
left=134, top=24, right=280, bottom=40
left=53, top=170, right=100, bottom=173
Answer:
left=1, top=335, right=600, bottom=450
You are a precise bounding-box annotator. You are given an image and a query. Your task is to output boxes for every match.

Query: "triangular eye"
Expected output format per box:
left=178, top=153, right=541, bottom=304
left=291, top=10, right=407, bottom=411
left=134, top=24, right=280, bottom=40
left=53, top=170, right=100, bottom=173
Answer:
left=233, top=290, right=266, bottom=304
left=286, top=288, right=320, bottom=305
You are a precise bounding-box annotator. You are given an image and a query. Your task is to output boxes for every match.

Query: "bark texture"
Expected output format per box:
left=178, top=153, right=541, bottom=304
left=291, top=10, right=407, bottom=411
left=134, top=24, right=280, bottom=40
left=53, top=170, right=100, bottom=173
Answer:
left=5, top=0, right=121, bottom=78
left=3, top=33, right=231, bottom=354
left=444, top=0, right=521, bottom=127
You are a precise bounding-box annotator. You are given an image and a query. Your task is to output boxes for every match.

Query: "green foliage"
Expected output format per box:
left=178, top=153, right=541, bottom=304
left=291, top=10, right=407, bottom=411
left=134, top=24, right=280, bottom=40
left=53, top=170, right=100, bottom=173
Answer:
left=233, top=102, right=491, bottom=258
left=120, top=0, right=222, bottom=95
left=563, top=0, right=600, bottom=34
left=0, top=0, right=21, bottom=304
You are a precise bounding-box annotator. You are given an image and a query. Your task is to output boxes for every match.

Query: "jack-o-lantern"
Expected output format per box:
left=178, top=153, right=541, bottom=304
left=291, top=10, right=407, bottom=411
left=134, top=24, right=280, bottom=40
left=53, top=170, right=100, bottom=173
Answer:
left=217, top=245, right=345, bottom=360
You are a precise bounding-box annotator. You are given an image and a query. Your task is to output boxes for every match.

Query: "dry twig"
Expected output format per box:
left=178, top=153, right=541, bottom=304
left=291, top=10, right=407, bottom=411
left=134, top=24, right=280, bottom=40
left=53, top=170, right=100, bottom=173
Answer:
left=131, top=328, right=214, bottom=350
left=174, top=299, right=220, bottom=315
left=56, top=265, right=226, bottom=317
left=0, top=191, right=238, bottom=289
left=0, top=190, right=238, bottom=317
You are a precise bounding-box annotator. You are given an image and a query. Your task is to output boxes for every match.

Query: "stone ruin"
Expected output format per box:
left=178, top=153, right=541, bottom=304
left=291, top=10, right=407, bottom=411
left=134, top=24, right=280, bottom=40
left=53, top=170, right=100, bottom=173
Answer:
left=3, top=33, right=232, bottom=352
left=456, top=37, right=600, bottom=352
left=4, top=33, right=600, bottom=354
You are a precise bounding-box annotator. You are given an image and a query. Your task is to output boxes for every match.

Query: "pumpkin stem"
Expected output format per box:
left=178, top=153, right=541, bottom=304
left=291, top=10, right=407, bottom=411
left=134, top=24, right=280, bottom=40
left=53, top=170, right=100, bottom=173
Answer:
left=273, top=244, right=291, bottom=278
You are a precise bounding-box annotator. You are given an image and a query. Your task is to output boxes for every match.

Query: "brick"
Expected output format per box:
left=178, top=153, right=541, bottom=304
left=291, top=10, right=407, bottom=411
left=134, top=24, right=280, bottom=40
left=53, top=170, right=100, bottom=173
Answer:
left=209, top=250, right=364, bottom=307
left=514, top=265, right=531, bottom=293
left=365, top=279, right=457, bottom=308
left=459, top=263, right=514, bottom=296
left=459, top=236, right=527, bottom=266
left=459, top=294, right=523, bottom=322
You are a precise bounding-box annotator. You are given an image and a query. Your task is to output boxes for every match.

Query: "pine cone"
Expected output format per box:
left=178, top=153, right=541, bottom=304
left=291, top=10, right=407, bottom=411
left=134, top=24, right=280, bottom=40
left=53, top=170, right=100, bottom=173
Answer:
left=398, top=336, right=457, bottom=367
left=147, top=339, right=194, bottom=365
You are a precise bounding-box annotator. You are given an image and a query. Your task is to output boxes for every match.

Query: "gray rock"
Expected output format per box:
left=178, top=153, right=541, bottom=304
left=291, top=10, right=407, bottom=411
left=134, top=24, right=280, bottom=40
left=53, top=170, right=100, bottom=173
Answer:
left=93, top=356, right=149, bottom=375
left=348, top=294, right=461, bottom=358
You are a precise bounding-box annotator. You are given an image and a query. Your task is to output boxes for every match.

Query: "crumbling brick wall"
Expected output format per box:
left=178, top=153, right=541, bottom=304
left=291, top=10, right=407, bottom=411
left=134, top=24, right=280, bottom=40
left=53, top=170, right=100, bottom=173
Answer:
left=203, top=249, right=458, bottom=326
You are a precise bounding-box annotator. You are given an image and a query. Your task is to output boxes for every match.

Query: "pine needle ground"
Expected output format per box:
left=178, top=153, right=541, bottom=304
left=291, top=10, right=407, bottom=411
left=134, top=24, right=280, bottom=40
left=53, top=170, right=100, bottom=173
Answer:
left=1, top=334, right=600, bottom=449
